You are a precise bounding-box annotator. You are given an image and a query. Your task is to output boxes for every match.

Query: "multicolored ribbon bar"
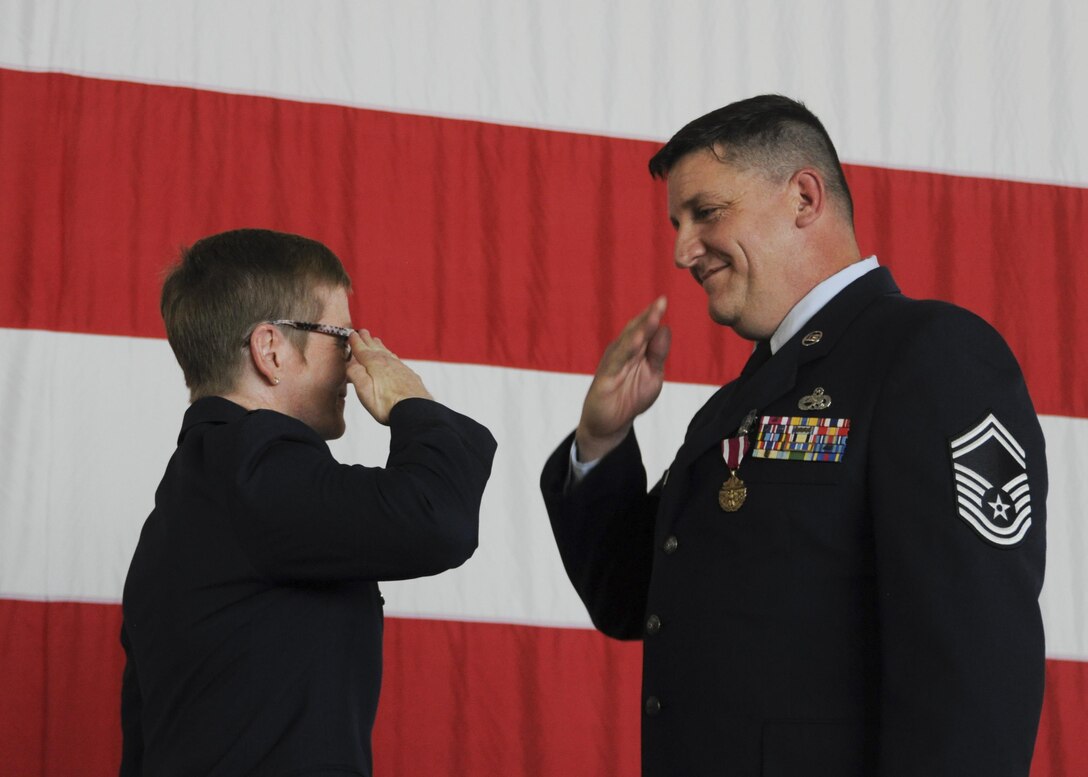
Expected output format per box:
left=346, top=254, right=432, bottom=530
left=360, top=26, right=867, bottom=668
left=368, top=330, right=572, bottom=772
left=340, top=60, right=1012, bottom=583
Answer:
left=752, top=415, right=851, bottom=462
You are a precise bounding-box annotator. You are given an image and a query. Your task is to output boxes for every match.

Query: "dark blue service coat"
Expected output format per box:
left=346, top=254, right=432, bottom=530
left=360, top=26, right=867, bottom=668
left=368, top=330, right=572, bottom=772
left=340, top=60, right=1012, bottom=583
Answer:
left=542, top=268, right=1046, bottom=777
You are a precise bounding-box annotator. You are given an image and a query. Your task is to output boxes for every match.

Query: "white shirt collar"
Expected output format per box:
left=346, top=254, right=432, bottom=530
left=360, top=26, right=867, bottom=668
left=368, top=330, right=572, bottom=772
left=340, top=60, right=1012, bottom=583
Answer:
left=769, top=256, right=879, bottom=354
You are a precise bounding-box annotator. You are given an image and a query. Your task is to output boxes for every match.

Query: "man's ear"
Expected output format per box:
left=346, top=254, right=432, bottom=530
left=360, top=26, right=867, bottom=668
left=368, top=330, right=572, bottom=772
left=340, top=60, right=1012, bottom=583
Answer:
left=792, top=168, right=826, bottom=228
left=248, top=323, right=284, bottom=386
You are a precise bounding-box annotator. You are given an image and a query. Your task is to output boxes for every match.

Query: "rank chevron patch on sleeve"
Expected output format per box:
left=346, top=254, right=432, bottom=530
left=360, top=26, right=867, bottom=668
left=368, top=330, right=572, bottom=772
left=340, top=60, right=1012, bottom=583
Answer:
left=948, top=412, right=1033, bottom=547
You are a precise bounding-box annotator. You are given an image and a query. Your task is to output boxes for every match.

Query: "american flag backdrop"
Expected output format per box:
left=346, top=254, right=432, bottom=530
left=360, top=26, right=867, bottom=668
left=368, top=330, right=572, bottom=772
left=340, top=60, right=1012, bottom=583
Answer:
left=1, top=2, right=1086, bottom=775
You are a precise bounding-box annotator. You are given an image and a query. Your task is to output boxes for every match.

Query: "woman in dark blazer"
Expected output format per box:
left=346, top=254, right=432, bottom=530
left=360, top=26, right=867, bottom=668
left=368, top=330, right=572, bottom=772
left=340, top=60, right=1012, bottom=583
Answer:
left=120, top=228, right=496, bottom=777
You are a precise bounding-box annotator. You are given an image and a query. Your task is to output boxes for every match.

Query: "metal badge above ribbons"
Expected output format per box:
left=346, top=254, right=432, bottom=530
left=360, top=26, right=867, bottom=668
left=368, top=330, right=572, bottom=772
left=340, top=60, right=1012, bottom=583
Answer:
left=798, top=387, right=832, bottom=411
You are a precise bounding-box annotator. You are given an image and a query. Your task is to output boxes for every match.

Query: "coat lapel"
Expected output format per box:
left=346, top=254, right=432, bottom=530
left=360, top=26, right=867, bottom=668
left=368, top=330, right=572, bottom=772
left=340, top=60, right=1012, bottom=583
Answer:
left=673, top=342, right=800, bottom=475
left=658, top=267, right=901, bottom=523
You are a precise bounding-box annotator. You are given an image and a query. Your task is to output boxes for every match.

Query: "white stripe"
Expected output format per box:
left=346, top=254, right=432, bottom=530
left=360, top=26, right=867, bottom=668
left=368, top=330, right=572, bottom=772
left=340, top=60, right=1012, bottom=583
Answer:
left=986, top=413, right=1028, bottom=458
left=960, top=494, right=983, bottom=512
left=957, top=497, right=992, bottom=529
left=953, top=463, right=992, bottom=492
left=953, top=424, right=1027, bottom=465
left=1038, top=413, right=1088, bottom=662
left=0, top=0, right=1085, bottom=187
left=957, top=504, right=1032, bottom=548
left=0, top=328, right=704, bottom=628
left=954, top=471, right=988, bottom=497
left=0, top=328, right=1085, bottom=659
left=1006, top=473, right=1030, bottom=492
left=958, top=498, right=1030, bottom=540
left=0, top=329, right=189, bottom=606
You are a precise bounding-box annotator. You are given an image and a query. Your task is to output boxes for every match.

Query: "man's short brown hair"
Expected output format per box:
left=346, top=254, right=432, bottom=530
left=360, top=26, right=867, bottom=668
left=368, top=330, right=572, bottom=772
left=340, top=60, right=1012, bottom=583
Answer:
left=648, top=94, right=854, bottom=222
left=161, top=228, right=352, bottom=399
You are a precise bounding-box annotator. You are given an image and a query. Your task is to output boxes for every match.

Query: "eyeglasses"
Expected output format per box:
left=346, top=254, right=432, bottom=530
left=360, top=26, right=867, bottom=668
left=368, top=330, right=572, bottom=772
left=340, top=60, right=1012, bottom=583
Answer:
left=267, top=319, right=355, bottom=361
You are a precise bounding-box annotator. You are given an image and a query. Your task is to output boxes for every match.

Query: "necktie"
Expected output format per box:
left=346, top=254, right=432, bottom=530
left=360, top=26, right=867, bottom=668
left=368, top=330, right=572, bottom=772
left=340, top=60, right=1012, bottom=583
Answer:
left=740, top=340, right=771, bottom=377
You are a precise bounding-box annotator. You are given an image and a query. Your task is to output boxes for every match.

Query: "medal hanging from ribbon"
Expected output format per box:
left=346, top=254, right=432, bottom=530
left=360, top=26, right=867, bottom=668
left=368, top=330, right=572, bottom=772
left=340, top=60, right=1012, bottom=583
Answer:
left=719, top=433, right=750, bottom=512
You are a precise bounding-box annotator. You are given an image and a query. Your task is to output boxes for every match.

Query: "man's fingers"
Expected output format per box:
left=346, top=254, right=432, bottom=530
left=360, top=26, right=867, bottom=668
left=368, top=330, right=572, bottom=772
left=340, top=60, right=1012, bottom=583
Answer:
left=604, top=296, right=668, bottom=373
left=647, top=324, right=671, bottom=372
left=621, top=296, right=668, bottom=338
left=646, top=295, right=667, bottom=324
left=620, top=297, right=668, bottom=352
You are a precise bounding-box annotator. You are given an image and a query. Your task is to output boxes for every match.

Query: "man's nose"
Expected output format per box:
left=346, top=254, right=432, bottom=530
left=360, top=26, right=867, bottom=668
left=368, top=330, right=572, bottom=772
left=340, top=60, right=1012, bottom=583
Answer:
left=674, top=225, right=706, bottom=268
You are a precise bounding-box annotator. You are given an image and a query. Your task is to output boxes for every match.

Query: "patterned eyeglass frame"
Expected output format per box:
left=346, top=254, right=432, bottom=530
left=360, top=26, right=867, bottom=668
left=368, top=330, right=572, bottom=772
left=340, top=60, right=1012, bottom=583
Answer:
left=266, top=319, right=356, bottom=360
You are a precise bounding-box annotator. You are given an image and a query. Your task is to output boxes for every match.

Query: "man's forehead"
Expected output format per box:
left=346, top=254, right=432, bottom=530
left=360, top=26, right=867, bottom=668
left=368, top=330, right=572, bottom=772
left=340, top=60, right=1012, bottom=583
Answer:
left=666, top=149, right=747, bottom=203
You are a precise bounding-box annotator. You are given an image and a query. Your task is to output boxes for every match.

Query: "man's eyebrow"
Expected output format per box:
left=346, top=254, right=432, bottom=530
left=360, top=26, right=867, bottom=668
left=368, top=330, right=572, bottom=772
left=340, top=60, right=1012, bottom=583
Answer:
left=668, top=194, right=703, bottom=227
left=678, top=193, right=708, bottom=210
left=677, top=191, right=735, bottom=214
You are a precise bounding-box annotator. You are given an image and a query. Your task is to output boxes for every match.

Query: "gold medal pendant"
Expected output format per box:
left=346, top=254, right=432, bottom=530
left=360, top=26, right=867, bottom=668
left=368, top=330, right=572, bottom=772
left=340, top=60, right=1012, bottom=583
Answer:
left=718, top=471, right=747, bottom=512
left=719, top=412, right=757, bottom=513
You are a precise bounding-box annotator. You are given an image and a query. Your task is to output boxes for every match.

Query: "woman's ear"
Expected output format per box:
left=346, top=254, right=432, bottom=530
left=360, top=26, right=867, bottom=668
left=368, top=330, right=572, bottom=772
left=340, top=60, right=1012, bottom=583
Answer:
left=248, top=323, right=284, bottom=386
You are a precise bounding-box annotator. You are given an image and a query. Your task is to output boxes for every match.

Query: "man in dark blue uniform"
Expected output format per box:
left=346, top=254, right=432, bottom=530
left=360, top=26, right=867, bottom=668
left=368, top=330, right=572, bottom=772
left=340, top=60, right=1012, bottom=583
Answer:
left=540, top=96, right=1046, bottom=776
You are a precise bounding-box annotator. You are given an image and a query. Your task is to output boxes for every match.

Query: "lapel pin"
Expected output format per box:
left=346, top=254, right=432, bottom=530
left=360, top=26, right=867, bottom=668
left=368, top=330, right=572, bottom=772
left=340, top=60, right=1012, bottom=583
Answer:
left=802, top=331, right=823, bottom=346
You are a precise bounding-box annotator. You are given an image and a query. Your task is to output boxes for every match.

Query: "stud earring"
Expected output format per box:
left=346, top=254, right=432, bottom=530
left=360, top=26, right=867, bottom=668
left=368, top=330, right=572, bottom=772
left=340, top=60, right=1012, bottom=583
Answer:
left=273, top=377, right=280, bottom=385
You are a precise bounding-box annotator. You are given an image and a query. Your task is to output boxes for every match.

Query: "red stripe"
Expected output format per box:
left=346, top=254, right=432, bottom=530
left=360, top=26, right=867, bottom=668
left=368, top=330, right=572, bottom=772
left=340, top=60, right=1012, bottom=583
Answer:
left=0, top=598, right=1083, bottom=776
left=0, top=68, right=1085, bottom=417
left=0, top=600, right=123, bottom=775
left=0, top=599, right=642, bottom=776
left=1031, top=659, right=1088, bottom=777
left=376, top=618, right=641, bottom=776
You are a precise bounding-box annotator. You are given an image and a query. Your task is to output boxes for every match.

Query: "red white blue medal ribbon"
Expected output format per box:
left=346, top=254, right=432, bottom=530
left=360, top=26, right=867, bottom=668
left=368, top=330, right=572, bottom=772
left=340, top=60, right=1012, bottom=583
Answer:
left=721, top=435, right=749, bottom=473
left=719, top=433, right=751, bottom=512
